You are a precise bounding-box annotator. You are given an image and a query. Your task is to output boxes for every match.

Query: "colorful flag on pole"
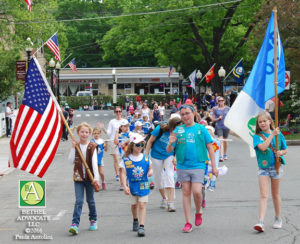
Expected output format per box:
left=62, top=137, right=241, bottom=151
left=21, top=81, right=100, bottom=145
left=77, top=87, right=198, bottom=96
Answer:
left=188, top=69, right=196, bottom=90
left=46, top=33, right=61, bottom=62
left=224, top=12, right=285, bottom=147
left=168, top=66, right=175, bottom=77
left=68, top=58, right=77, bottom=72
left=24, top=0, right=32, bottom=11
left=206, top=65, right=215, bottom=83
left=9, top=58, right=63, bottom=177
left=233, top=59, right=245, bottom=84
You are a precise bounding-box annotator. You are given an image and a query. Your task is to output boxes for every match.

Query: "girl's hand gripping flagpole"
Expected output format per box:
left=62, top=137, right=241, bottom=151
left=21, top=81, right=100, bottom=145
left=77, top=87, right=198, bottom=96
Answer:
left=273, top=6, right=280, bottom=175
left=35, top=57, right=100, bottom=192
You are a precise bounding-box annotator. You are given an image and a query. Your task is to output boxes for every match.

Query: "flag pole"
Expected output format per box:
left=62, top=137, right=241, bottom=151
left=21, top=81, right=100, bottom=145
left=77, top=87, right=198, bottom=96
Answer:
left=34, top=57, right=100, bottom=191
left=200, top=63, right=216, bottom=83
left=273, top=6, right=280, bottom=174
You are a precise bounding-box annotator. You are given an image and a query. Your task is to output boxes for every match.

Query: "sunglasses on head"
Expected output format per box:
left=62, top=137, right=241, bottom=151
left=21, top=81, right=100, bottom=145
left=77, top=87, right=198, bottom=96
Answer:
left=134, top=143, right=145, bottom=148
left=115, top=110, right=122, bottom=113
left=218, top=100, right=225, bottom=102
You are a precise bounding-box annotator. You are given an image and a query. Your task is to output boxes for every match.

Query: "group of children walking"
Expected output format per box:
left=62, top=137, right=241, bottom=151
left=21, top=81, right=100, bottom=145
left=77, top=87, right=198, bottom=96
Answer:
left=67, top=109, right=287, bottom=237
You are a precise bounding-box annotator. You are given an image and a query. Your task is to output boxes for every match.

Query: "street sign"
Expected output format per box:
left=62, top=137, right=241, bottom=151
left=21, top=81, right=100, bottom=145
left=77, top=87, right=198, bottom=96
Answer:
left=285, top=71, right=290, bottom=90
left=16, top=61, right=27, bottom=81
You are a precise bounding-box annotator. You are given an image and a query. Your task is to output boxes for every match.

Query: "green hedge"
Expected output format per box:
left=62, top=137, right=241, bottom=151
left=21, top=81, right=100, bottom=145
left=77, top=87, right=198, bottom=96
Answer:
left=60, top=95, right=112, bottom=109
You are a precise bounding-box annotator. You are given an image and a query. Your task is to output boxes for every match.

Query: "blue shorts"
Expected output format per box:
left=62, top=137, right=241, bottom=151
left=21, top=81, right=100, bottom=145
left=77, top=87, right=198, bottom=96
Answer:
left=258, top=166, right=283, bottom=179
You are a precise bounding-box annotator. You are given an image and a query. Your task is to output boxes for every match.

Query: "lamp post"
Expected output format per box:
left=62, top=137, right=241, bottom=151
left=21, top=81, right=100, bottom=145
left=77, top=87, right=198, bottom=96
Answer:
left=196, top=70, right=202, bottom=106
left=56, top=62, right=61, bottom=105
left=218, top=66, right=226, bottom=95
left=25, top=37, right=33, bottom=70
left=112, top=68, right=117, bottom=107
left=49, top=58, right=55, bottom=93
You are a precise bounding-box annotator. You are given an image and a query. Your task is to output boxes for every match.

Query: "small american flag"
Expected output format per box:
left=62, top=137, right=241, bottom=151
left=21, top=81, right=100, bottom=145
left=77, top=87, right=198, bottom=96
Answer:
left=68, top=58, right=77, bottom=72
left=168, top=66, right=175, bottom=77
left=9, top=58, right=62, bottom=177
left=24, top=0, right=32, bottom=11
left=46, top=33, right=61, bottom=62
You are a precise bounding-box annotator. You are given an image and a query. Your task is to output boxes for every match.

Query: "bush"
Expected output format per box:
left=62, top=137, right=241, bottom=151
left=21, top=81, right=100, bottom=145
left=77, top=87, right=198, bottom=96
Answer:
left=60, top=95, right=112, bottom=109
left=118, top=94, right=181, bottom=107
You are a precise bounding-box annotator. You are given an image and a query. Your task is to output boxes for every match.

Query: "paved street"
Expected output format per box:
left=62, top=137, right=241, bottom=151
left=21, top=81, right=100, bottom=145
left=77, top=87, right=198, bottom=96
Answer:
left=0, top=110, right=300, bottom=244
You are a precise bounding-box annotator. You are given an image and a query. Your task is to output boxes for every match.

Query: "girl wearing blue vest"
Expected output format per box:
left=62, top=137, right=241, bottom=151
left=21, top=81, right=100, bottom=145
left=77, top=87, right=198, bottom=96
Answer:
left=91, top=127, right=107, bottom=190
left=253, top=112, right=287, bottom=232
left=119, top=133, right=153, bottom=237
left=167, top=105, right=218, bottom=233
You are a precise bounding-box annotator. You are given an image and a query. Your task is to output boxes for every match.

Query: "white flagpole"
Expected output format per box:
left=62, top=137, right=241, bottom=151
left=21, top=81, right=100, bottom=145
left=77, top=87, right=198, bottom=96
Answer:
left=223, top=57, right=243, bottom=82
left=32, top=32, right=58, bottom=58
left=200, top=63, right=216, bottom=83
left=61, top=54, right=73, bottom=66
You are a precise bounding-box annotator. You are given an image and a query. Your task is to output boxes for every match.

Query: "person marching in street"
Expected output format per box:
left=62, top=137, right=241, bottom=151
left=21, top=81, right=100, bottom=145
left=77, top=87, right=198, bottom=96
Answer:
left=68, top=122, right=100, bottom=235
left=152, top=103, right=161, bottom=123
left=91, top=127, right=107, bottom=190
left=167, top=104, right=218, bottom=233
left=114, top=119, right=131, bottom=190
left=145, top=113, right=182, bottom=212
left=5, top=102, right=13, bottom=137
left=212, top=96, right=230, bottom=161
left=158, top=101, right=166, bottom=122
left=253, top=111, right=287, bottom=232
left=119, top=133, right=153, bottom=237
left=99, top=106, right=124, bottom=181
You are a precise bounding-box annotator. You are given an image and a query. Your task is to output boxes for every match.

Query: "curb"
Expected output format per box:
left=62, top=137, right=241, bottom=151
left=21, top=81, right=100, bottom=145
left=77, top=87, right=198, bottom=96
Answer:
left=286, top=140, right=300, bottom=146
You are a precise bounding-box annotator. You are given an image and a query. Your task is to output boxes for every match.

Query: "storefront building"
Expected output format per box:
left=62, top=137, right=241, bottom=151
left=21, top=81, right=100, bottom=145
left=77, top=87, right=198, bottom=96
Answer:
left=59, top=67, right=179, bottom=96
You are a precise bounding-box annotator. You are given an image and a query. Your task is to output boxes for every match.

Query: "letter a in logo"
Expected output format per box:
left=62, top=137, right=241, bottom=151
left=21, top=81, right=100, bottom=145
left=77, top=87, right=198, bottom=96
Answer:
left=19, top=181, right=46, bottom=208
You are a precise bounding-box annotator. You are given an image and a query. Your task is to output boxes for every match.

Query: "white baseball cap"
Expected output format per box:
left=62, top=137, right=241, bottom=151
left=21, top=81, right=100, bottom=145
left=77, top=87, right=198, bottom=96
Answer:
left=130, top=133, right=145, bottom=144
left=205, top=125, right=215, bottom=134
left=120, top=119, right=129, bottom=126
left=135, top=121, right=143, bottom=127
left=169, top=113, right=181, bottom=120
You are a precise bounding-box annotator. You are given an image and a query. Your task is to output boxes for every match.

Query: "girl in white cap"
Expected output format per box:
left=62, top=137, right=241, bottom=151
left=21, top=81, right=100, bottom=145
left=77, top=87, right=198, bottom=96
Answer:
left=119, top=133, right=153, bottom=237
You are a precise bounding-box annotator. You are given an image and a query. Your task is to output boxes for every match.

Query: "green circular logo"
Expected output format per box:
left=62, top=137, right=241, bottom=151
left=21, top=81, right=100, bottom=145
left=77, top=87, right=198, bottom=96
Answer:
left=20, top=182, right=44, bottom=205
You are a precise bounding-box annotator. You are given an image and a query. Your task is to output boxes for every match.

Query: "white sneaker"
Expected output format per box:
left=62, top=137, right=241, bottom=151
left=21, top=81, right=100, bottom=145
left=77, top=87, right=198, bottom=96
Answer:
left=160, top=198, right=168, bottom=209
left=167, top=202, right=176, bottom=212
left=273, top=217, right=282, bottom=229
left=254, top=222, right=264, bottom=232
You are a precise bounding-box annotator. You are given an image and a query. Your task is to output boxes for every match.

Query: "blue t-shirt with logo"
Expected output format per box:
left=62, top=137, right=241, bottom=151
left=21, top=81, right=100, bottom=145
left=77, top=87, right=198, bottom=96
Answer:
left=253, top=131, right=287, bottom=167
left=150, top=125, right=173, bottom=160
left=173, top=124, right=213, bottom=170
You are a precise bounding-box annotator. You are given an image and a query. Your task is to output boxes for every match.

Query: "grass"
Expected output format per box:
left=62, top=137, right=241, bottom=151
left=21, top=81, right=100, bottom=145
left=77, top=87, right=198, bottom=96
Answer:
left=283, top=124, right=300, bottom=140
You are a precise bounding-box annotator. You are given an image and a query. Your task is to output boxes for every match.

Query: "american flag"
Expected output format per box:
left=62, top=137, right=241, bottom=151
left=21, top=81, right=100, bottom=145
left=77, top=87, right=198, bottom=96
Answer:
left=68, top=58, right=77, bottom=72
left=9, top=58, right=62, bottom=178
left=24, top=0, right=32, bottom=11
left=168, top=66, right=175, bottom=77
left=46, top=33, right=61, bottom=62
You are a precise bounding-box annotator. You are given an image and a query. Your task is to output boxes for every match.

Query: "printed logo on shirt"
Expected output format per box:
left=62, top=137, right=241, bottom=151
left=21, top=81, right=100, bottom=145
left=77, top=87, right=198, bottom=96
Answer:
left=19, top=181, right=46, bottom=208
left=178, top=127, right=185, bottom=134
left=132, top=166, right=144, bottom=178
left=186, top=132, right=195, bottom=143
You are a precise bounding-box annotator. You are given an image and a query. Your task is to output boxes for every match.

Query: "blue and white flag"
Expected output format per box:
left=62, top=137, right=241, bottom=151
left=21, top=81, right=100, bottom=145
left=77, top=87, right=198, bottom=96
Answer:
left=188, top=69, right=196, bottom=90
left=224, top=12, right=285, bottom=147
left=233, top=59, right=244, bottom=84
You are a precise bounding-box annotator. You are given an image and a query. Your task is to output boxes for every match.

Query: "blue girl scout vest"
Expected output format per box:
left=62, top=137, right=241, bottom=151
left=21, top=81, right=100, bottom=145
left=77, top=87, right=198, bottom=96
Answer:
left=91, top=139, right=105, bottom=165
left=142, top=122, right=151, bottom=134
left=123, top=155, right=150, bottom=197
left=118, top=132, right=130, bottom=156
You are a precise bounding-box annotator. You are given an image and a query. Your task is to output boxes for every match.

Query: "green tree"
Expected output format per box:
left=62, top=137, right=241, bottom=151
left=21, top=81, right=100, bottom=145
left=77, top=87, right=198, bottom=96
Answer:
left=101, top=0, right=263, bottom=93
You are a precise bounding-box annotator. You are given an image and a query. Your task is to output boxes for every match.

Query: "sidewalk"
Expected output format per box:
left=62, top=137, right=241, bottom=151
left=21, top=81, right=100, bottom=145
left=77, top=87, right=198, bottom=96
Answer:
left=0, top=137, right=14, bottom=175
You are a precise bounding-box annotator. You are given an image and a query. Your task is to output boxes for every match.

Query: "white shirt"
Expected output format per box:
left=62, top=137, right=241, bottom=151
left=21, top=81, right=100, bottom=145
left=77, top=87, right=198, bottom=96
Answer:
left=68, top=143, right=100, bottom=181
left=265, top=100, right=275, bottom=112
left=94, top=138, right=104, bottom=145
left=158, top=105, right=165, bottom=116
left=6, top=106, right=13, bottom=118
left=119, top=153, right=152, bottom=169
left=141, top=108, right=150, bottom=120
left=107, top=118, right=123, bottom=139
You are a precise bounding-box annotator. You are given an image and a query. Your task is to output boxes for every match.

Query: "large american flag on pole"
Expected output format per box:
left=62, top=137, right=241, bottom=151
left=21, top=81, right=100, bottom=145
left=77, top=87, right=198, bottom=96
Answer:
left=45, top=33, right=61, bottom=62
left=68, top=58, right=77, bottom=72
left=9, top=58, right=62, bottom=177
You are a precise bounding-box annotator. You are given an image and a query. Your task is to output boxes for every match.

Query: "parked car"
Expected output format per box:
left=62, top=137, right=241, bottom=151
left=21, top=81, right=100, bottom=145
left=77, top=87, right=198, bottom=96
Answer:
left=76, top=91, right=93, bottom=97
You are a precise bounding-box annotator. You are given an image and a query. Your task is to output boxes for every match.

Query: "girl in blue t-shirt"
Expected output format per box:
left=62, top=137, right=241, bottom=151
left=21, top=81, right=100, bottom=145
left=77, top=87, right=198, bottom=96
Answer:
left=167, top=105, right=218, bottom=233
left=119, top=133, right=153, bottom=237
left=253, top=111, right=287, bottom=232
left=91, top=127, right=107, bottom=190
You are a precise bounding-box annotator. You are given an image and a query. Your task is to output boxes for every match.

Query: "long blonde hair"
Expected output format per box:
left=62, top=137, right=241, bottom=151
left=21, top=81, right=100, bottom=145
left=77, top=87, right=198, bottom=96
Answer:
left=255, top=111, right=274, bottom=134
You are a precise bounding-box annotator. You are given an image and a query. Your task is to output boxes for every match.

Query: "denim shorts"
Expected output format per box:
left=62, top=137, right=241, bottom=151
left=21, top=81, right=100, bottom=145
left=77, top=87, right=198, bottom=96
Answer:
left=258, top=166, right=283, bottom=179
left=177, top=169, right=205, bottom=184
left=215, top=128, right=230, bottom=138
